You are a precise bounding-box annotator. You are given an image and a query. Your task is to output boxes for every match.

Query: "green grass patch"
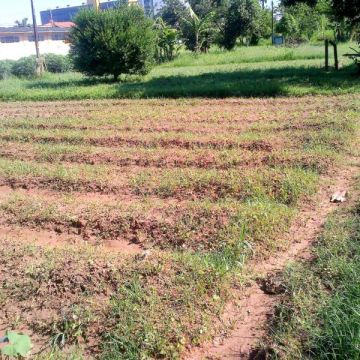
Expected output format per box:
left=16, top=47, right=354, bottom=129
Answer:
left=0, top=44, right=358, bottom=101
left=265, top=187, right=360, bottom=359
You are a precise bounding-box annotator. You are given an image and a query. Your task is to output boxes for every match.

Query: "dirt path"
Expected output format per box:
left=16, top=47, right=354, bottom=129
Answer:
left=186, top=158, right=360, bottom=360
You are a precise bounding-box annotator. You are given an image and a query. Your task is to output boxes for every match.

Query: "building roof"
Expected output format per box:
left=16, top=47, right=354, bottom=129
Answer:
left=0, top=24, right=72, bottom=34
left=42, top=21, right=75, bottom=28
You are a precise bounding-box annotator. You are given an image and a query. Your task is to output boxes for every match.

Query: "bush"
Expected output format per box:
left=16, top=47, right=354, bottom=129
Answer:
left=11, top=56, right=36, bottom=78
left=218, top=0, right=262, bottom=50
left=0, top=60, right=14, bottom=80
left=44, top=54, right=72, bottom=73
left=70, top=5, right=156, bottom=81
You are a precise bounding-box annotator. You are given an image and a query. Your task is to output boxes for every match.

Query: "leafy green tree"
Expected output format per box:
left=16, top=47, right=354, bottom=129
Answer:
left=154, top=18, right=180, bottom=62
left=287, top=3, right=320, bottom=39
left=188, top=0, right=217, bottom=18
left=70, top=5, right=156, bottom=81
left=180, top=6, right=215, bottom=53
left=218, top=0, right=262, bottom=49
left=330, top=0, right=360, bottom=26
left=250, top=8, right=273, bottom=44
left=158, top=0, right=187, bottom=28
left=281, top=0, right=359, bottom=40
left=276, top=12, right=299, bottom=41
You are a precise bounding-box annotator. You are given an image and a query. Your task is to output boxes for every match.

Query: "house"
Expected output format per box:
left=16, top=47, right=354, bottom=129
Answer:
left=40, top=0, right=163, bottom=25
left=0, top=22, right=74, bottom=44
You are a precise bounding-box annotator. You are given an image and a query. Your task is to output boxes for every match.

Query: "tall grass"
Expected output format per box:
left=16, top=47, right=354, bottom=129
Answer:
left=161, top=44, right=351, bottom=68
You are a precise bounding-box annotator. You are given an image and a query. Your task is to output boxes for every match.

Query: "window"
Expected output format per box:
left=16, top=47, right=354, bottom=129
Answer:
left=51, top=33, right=67, bottom=41
left=28, top=34, right=45, bottom=42
left=0, top=36, right=20, bottom=43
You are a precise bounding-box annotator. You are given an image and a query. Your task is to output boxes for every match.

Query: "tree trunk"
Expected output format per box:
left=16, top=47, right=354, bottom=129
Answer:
left=195, top=32, right=199, bottom=54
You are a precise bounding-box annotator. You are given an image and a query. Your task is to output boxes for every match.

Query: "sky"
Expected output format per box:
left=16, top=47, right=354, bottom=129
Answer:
left=0, top=0, right=278, bottom=26
left=0, top=0, right=83, bottom=26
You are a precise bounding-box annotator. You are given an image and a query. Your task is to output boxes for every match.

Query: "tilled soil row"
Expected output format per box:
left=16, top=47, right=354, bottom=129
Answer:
left=0, top=147, right=333, bottom=172
left=0, top=176, right=117, bottom=194
left=0, top=134, right=276, bottom=151
left=0, top=204, right=233, bottom=251
left=0, top=123, right=250, bottom=135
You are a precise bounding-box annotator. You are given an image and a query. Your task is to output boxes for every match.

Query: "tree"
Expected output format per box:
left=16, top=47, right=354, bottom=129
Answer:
left=158, top=0, right=187, bottom=28
left=332, top=0, right=360, bottom=26
left=287, top=3, right=320, bottom=39
left=180, top=6, right=215, bottom=53
left=70, top=5, right=156, bottom=81
left=15, top=18, right=30, bottom=27
left=281, top=0, right=359, bottom=31
left=154, top=18, right=180, bottom=62
left=276, top=12, right=299, bottom=39
left=218, top=0, right=262, bottom=49
left=250, top=8, right=273, bottom=44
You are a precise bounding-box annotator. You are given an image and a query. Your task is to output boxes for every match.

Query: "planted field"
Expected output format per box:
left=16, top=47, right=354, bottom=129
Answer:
left=0, top=95, right=359, bottom=359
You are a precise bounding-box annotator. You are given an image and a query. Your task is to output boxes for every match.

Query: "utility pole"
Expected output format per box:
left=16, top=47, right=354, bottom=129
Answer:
left=271, top=0, right=274, bottom=45
left=30, top=0, right=44, bottom=76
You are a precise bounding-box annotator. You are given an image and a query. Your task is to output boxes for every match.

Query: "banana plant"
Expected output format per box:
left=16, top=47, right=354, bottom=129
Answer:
left=181, top=5, right=214, bottom=53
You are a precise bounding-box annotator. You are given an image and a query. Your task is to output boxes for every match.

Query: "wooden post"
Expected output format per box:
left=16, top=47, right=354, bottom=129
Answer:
left=333, top=42, right=338, bottom=70
left=325, top=39, right=329, bottom=70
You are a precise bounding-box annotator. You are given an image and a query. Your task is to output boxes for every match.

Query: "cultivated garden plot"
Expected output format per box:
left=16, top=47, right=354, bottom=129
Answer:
left=0, top=94, right=359, bottom=359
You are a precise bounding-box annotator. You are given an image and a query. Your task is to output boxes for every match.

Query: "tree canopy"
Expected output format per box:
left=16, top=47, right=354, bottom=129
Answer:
left=70, top=5, right=156, bottom=80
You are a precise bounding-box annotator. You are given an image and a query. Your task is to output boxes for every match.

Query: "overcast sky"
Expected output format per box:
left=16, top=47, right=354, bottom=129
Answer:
left=0, top=0, right=83, bottom=26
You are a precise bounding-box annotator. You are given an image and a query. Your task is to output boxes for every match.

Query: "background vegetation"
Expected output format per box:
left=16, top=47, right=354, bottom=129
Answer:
left=0, top=42, right=358, bottom=101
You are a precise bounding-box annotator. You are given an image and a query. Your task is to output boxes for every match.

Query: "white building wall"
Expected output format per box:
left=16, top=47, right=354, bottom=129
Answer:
left=0, top=40, right=70, bottom=60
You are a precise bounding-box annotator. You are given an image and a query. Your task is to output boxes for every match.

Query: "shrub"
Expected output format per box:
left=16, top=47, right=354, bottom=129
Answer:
left=44, top=54, right=72, bottom=73
left=0, top=60, right=14, bottom=80
left=70, top=5, right=156, bottom=81
left=11, top=56, right=36, bottom=78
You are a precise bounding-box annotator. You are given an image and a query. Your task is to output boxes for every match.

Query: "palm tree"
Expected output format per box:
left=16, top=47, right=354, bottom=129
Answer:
left=15, top=18, right=30, bottom=27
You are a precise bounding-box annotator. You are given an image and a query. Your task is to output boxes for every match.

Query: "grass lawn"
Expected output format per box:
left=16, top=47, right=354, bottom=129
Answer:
left=0, top=43, right=359, bottom=101
left=0, top=95, right=358, bottom=359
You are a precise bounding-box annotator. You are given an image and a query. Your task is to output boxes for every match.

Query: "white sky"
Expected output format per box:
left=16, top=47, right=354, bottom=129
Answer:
left=0, top=0, right=278, bottom=27
left=0, top=0, right=83, bottom=26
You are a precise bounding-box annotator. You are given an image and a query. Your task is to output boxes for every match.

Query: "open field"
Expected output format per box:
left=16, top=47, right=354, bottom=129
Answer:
left=0, top=43, right=359, bottom=101
left=0, top=94, right=359, bottom=358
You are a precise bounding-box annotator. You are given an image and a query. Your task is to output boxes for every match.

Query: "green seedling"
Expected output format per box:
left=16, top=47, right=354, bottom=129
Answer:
left=0, top=331, right=32, bottom=358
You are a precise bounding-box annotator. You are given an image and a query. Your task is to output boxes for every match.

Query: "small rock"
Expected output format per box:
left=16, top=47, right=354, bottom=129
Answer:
left=330, top=190, right=347, bottom=203
left=135, top=249, right=152, bottom=261
left=259, top=273, right=286, bottom=295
